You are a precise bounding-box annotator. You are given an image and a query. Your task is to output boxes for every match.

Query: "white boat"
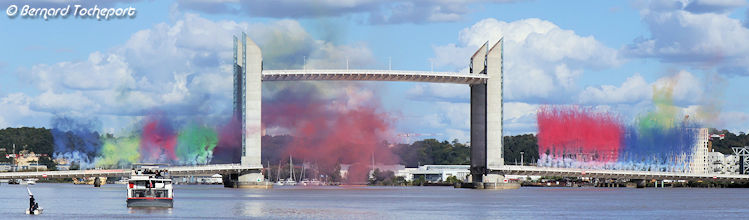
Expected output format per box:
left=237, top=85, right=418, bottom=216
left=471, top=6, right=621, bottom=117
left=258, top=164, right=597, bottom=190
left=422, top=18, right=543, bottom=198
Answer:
left=25, top=187, right=42, bottom=215
left=25, top=207, right=43, bottom=215
left=115, top=178, right=129, bottom=184
left=126, top=164, right=173, bottom=208
left=25, top=179, right=37, bottom=185
left=282, top=178, right=297, bottom=186
left=282, top=155, right=297, bottom=186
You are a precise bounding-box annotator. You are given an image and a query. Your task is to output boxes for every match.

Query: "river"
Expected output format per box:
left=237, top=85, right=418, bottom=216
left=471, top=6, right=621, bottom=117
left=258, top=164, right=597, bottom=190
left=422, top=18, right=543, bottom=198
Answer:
left=1, top=183, right=747, bottom=219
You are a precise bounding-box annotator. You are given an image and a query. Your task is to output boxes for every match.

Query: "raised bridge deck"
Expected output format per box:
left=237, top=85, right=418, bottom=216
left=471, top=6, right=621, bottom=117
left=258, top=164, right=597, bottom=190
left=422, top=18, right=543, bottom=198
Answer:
left=261, top=69, right=488, bottom=84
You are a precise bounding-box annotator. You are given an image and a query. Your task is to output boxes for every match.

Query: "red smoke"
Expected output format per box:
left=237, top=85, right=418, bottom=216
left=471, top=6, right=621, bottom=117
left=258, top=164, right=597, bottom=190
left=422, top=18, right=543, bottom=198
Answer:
left=263, top=83, right=398, bottom=183
left=537, top=106, right=623, bottom=163
left=140, top=116, right=177, bottom=162
left=211, top=115, right=242, bottom=164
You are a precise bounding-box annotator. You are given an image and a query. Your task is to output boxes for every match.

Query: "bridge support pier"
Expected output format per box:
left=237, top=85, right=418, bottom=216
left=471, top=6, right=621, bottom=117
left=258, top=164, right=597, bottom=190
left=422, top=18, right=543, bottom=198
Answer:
left=469, top=38, right=508, bottom=189
left=223, top=173, right=239, bottom=188
left=223, top=170, right=271, bottom=188
left=626, top=179, right=646, bottom=188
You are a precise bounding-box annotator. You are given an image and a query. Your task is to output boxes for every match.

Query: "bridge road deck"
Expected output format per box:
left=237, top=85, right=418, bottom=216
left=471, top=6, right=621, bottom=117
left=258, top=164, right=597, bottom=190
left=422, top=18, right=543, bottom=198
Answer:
left=0, top=164, right=261, bottom=180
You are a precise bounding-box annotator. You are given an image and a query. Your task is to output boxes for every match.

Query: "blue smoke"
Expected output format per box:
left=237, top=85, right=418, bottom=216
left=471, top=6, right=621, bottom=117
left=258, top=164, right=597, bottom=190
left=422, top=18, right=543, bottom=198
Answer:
left=617, top=124, right=699, bottom=172
left=50, top=116, right=103, bottom=168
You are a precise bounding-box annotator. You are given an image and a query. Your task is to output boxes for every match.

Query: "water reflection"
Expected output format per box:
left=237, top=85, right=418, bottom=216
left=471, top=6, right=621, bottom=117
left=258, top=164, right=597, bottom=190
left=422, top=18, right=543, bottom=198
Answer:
left=235, top=201, right=264, bottom=217
left=128, top=207, right=173, bottom=215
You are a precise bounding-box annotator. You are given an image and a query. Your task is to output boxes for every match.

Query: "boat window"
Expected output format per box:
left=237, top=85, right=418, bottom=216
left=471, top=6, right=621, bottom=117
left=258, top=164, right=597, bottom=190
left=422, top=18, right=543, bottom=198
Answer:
left=154, top=190, right=169, bottom=198
left=135, top=181, right=146, bottom=187
left=132, top=189, right=147, bottom=197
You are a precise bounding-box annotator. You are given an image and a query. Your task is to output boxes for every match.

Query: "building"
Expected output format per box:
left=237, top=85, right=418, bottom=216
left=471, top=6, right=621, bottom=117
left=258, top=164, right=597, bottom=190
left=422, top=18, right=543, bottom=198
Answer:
left=407, top=165, right=471, bottom=183
left=12, top=150, right=48, bottom=171
left=691, top=128, right=709, bottom=174
left=54, top=157, right=71, bottom=171
left=706, top=151, right=739, bottom=174
left=0, top=163, right=12, bottom=172
left=369, top=164, right=406, bottom=180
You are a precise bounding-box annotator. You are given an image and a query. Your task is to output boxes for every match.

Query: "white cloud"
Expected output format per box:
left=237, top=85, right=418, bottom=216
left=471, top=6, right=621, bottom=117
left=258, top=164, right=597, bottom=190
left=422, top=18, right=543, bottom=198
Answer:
left=504, top=102, right=538, bottom=121
left=176, top=0, right=519, bottom=24
left=0, top=93, right=48, bottom=128
left=503, top=102, right=539, bottom=135
left=431, top=18, right=621, bottom=102
left=439, top=102, right=470, bottom=129
left=653, top=70, right=704, bottom=104
left=579, top=74, right=650, bottom=104
left=625, top=0, right=749, bottom=75
left=31, top=90, right=99, bottom=115
left=305, top=42, right=376, bottom=69
left=14, top=13, right=377, bottom=127
left=579, top=70, right=704, bottom=106
left=413, top=102, right=470, bottom=131
left=26, top=52, right=136, bottom=91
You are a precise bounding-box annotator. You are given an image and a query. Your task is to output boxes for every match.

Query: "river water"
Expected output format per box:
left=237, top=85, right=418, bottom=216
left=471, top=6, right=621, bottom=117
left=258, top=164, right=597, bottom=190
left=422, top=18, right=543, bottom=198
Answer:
left=1, top=183, right=747, bottom=219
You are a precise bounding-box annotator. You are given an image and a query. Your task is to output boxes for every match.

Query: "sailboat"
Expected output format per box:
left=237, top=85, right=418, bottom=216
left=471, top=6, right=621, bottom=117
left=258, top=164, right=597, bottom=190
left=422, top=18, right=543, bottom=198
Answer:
left=282, top=155, right=297, bottom=186
left=274, top=160, right=284, bottom=186
left=25, top=187, right=43, bottom=215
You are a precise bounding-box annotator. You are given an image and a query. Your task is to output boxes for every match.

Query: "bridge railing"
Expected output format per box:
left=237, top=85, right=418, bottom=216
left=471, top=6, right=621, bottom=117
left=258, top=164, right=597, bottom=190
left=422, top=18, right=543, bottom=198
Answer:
left=0, top=169, right=129, bottom=179
left=496, top=165, right=749, bottom=181
left=0, top=164, right=262, bottom=179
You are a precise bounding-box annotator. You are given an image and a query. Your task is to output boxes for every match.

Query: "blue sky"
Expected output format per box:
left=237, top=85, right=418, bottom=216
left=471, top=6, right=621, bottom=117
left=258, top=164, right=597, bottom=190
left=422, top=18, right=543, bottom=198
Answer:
left=1, top=0, right=749, bottom=143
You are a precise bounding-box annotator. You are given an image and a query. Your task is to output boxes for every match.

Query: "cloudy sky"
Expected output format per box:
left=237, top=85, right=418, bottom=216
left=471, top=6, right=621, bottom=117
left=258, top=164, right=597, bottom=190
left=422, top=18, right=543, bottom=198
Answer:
left=1, top=0, right=748, bottom=142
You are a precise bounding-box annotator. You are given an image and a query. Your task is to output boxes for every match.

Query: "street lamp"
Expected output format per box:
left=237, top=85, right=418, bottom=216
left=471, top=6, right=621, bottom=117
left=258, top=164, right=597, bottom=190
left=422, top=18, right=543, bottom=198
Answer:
left=520, top=151, right=524, bottom=166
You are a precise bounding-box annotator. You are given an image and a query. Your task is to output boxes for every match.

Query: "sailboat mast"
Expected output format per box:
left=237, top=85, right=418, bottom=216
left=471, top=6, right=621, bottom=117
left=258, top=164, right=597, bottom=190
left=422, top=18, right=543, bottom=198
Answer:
left=277, top=160, right=281, bottom=182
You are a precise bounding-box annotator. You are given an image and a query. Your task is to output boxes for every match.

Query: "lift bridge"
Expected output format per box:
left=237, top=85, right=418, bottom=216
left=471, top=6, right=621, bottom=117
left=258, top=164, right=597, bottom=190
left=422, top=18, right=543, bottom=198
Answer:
left=3, top=33, right=749, bottom=187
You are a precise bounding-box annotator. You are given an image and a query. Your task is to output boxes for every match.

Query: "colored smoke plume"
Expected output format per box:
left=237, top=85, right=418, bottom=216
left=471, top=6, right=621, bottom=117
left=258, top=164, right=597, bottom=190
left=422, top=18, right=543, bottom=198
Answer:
left=636, top=83, right=679, bottom=131
left=537, top=82, right=701, bottom=172
left=50, top=116, right=103, bottom=168
left=51, top=114, right=230, bottom=167
left=139, top=115, right=178, bottom=163
left=97, top=136, right=140, bottom=168
left=620, top=84, right=698, bottom=171
left=211, top=115, right=242, bottom=164
left=263, top=82, right=398, bottom=183
left=537, top=106, right=623, bottom=163
left=176, top=122, right=218, bottom=165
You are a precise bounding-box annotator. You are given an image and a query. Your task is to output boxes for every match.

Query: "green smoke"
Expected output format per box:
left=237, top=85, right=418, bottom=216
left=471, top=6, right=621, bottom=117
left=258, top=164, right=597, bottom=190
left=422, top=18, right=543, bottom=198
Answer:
left=636, top=84, right=679, bottom=133
left=96, top=136, right=141, bottom=168
left=176, top=123, right=218, bottom=165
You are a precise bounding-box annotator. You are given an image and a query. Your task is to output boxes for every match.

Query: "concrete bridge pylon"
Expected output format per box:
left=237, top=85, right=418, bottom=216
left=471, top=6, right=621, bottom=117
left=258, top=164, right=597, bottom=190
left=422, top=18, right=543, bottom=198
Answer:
left=469, top=38, right=507, bottom=188
left=234, top=33, right=266, bottom=188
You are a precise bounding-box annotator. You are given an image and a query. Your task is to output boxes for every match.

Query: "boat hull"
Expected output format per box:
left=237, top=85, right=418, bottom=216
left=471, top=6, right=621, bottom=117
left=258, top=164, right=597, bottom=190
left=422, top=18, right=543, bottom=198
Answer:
left=127, top=198, right=173, bottom=208
left=25, top=208, right=43, bottom=215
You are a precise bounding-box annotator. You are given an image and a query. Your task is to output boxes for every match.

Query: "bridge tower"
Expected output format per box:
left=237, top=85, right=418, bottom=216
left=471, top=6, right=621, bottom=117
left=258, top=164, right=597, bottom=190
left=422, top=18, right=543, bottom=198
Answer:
left=232, top=32, right=265, bottom=187
left=470, top=38, right=505, bottom=187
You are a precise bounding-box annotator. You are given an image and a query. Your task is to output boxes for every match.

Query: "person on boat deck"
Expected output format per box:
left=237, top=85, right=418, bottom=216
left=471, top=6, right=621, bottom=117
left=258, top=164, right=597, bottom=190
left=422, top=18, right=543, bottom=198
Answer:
left=29, top=195, right=35, bottom=212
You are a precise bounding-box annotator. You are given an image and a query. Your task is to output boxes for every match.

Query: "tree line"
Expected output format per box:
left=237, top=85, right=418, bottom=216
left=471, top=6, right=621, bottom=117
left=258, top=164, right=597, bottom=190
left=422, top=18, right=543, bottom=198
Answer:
left=709, top=129, right=749, bottom=154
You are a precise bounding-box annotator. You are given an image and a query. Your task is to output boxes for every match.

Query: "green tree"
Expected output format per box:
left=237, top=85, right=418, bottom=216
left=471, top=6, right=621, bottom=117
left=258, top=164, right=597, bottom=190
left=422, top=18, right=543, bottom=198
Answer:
left=503, top=134, right=539, bottom=165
